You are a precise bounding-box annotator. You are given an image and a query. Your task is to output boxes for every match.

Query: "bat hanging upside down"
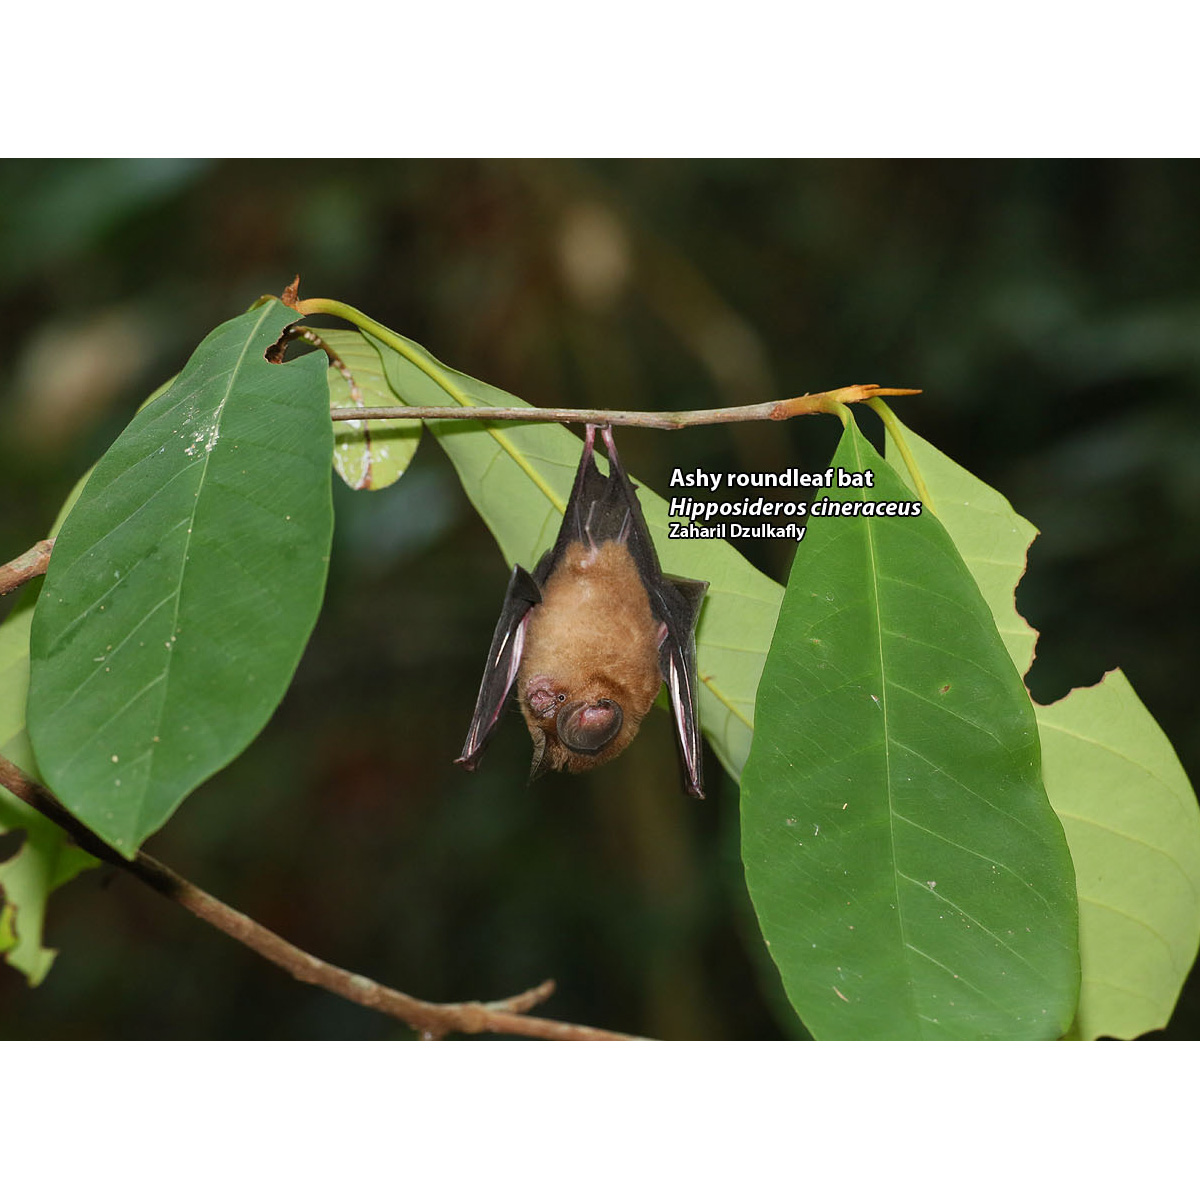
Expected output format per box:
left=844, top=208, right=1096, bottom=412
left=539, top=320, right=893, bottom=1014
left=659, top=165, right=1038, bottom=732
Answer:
left=456, top=424, right=709, bottom=797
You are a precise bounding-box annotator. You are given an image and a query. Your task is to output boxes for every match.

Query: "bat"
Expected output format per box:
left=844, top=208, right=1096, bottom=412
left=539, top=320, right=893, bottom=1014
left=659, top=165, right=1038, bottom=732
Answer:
left=456, top=424, right=709, bottom=797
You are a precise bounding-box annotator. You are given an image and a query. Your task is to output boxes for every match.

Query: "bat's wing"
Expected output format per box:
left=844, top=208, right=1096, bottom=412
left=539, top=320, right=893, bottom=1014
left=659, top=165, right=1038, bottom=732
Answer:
left=593, top=426, right=709, bottom=798
left=655, top=575, right=709, bottom=798
left=456, top=563, right=543, bottom=771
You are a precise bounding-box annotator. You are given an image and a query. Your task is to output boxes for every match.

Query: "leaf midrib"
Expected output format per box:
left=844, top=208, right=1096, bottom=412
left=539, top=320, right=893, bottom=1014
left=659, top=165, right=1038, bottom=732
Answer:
left=857, top=433, right=918, bottom=1030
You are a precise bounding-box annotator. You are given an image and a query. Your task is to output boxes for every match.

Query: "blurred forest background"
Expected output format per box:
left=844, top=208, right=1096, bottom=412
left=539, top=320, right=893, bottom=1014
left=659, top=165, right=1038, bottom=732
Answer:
left=1, top=159, right=1197, bottom=1040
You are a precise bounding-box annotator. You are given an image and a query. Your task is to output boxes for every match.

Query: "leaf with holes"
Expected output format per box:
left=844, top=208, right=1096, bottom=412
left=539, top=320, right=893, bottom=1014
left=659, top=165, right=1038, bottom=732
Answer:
left=320, top=328, right=421, bottom=491
left=364, top=327, right=782, bottom=781
left=741, top=415, right=1079, bottom=1039
left=1037, top=672, right=1200, bottom=1038
left=884, top=415, right=1038, bottom=677
left=26, top=301, right=333, bottom=856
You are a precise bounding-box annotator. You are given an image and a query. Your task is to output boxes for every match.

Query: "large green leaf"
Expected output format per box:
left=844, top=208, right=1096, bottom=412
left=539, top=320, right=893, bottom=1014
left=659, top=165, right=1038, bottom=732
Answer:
left=359, top=326, right=782, bottom=781
left=0, top=474, right=97, bottom=984
left=885, top=412, right=1200, bottom=1037
left=741, top=416, right=1079, bottom=1039
left=27, top=302, right=333, bottom=856
left=320, top=328, right=421, bottom=491
left=1038, top=674, right=1200, bottom=1038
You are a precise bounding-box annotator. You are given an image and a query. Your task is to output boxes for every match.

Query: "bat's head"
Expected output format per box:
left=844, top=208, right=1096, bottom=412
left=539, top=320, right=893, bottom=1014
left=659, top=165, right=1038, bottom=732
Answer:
left=522, top=673, right=652, bottom=779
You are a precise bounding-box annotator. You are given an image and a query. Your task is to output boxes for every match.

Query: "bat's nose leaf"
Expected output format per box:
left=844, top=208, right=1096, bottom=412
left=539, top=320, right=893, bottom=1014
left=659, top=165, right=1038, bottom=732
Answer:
left=557, top=699, right=623, bottom=753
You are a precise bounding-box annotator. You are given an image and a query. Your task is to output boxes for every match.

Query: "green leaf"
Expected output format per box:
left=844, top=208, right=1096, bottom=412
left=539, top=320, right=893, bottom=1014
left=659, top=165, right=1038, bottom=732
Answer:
left=364, top=327, right=782, bottom=781
left=0, top=473, right=97, bottom=984
left=319, top=328, right=421, bottom=491
left=884, top=411, right=1200, bottom=1037
left=884, top=416, right=1038, bottom=677
left=0, top=901, right=15, bottom=955
left=1, top=605, right=95, bottom=984
left=1037, top=671, right=1200, bottom=1039
left=27, top=301, right=333, bottom=856
left=741, top=416, right=1079, bottom=1039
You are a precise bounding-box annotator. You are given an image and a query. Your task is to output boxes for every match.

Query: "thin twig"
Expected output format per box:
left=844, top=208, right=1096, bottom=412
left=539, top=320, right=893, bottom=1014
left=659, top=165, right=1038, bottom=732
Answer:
left=328, top=384, right=921, bottom=429
left=0, top=539, right=54, bottom=597
left=293, top=295, right=916, bottom=429
left=0, top=753, right=637, bottom=1040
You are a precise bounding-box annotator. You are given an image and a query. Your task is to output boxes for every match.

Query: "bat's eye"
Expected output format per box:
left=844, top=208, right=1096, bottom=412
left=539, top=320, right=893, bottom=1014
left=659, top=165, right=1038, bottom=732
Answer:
left=557, top=699, right=623, bottom=754
left=556, top=693, right=566, bottom=703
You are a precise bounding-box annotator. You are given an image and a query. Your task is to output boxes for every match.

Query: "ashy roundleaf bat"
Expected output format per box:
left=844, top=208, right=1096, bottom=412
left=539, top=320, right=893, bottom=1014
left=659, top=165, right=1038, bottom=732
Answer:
left=456, top=424, right=709, bottom=797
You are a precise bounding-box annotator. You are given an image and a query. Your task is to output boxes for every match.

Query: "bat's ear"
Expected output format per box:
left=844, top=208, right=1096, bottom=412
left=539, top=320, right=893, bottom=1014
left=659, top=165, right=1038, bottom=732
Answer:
left=528, top=726, right=552, bottom=782
left=511, top=565, right=544, bottom=605
left=664, top=575, right=709, bottom=628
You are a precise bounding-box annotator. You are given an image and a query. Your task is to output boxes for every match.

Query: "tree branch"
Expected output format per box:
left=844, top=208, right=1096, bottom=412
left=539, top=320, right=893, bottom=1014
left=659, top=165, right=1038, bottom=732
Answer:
left=289, top=292, right=917, bottom=428
left=328, top=383, right=921, bottom=429
left=0, top=753, right=637, bottom=1040
left=0, top=539, right=54, bottom=597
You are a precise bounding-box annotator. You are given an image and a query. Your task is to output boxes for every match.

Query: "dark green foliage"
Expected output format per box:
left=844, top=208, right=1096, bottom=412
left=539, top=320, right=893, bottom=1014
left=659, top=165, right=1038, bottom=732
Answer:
left=26, top=303, right=333, bottom=854
left=741, top=418, right=1079, bottom=1038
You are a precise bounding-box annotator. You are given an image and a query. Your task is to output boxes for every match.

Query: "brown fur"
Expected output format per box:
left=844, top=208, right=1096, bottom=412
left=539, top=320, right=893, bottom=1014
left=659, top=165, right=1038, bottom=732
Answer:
left=517, top=540, right=663, bottom=775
